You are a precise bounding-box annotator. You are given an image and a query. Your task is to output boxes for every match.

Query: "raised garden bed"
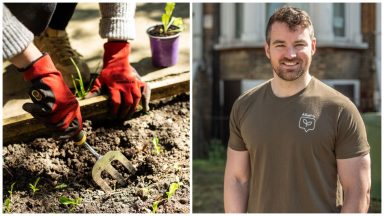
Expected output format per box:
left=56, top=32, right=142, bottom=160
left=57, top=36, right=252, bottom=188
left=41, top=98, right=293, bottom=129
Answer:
left=3, top=94, right=190, bottom=213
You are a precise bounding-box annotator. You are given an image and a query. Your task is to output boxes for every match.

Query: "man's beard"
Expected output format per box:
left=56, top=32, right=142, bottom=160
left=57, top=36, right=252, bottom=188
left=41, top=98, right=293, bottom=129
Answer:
left=272, top=58, right=307, bottom=81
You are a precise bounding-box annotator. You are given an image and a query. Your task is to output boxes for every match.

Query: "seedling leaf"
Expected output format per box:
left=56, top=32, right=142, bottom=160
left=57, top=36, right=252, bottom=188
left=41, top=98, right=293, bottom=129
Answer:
left=166, top=182, right=180, bottom=201
left=152, top=137, right=161, bottom=155
left=161, top=2, right=183, bottom=34
left=60, top=196, right=75, bottom=205
left=8, top=182, right=15, bottom=196
left=55, top=183, right=68, bottom=190
left=3, top=198, right=11, bottom=213
left=3, top=182, right=16, bottom=213
left=59, top=196, right=82, bottom=212
left=152, top=200, right=161, bottom=213
left=29, top=177, right=40, bottom=195
left=70, top=57, right=90, bottom=99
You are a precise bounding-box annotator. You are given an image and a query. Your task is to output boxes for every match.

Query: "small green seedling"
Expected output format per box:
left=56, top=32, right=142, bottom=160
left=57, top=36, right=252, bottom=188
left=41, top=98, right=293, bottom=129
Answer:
left=70, top=58, right=87, bottom=99
left=152, top=137, right=161, bottom=155
left=4, top=198, right=11, bottom=213
left=151, top=200, right=161, bottom=213
left=55, top=183, right=68, bottom=190
left=70, top=58, right=97, bottom=99
left=166, top=182, right=180, bottom=201
left=3, top=182, right=15, bottom=213
left=59, top=196, right=82, bottom=212
left=161, top=2, right=184, bottom=34
left=8, top=182, right=15, bottom=197
left=29, top=177, right=40, bottom=195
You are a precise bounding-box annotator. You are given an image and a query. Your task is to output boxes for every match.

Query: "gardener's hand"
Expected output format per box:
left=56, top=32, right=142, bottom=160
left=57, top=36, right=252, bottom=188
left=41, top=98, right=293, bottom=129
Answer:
left=86, top=41, right=150, bottom=119
left=21, top=53, right=82, bottom=139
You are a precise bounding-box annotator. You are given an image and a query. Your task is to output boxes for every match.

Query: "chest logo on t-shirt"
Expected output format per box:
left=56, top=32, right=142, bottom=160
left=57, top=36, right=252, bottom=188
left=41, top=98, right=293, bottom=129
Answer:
left=299, top=113, right=316, bottom=133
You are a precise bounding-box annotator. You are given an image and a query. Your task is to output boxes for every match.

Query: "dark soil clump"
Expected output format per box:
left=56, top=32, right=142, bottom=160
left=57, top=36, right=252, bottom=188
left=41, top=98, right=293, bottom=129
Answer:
left=3, top=94, right=190, bottom=213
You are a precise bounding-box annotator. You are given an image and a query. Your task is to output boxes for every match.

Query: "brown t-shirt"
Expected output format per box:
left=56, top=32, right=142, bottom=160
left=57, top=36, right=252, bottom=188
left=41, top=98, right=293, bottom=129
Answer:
left=228, top=77, right=370, bottom=213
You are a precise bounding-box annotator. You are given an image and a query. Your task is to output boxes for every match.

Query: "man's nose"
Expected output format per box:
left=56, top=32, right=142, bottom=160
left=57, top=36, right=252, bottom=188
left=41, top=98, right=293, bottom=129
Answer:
left=284, top=47, right=297, bottom=58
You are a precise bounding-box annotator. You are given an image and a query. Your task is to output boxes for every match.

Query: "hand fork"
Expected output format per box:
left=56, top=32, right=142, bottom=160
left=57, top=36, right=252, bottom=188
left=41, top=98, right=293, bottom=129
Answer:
left=74, top=131, right=136, bottom=192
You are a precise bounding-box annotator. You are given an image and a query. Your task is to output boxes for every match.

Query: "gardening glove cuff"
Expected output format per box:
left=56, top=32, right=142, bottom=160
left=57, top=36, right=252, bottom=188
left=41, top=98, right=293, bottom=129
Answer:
left=88, top=41, right=150, bottom=118
left=21, top=54, right=83, bottom=139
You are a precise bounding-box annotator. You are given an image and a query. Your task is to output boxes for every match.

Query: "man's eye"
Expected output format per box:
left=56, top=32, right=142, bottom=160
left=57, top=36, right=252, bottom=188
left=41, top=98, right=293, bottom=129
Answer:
left=296, top=44, right=306, bottom=47
left=275, top=44, right=284, bottom=47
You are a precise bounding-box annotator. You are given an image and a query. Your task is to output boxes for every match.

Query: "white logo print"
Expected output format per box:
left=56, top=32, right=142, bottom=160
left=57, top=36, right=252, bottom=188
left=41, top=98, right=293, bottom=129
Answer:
left=299, top=113, right=316, bottom=133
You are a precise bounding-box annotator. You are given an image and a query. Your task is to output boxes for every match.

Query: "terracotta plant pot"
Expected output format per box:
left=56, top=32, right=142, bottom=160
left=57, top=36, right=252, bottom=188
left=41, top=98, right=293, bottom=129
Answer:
left=147, top=25, right=181, bottom=67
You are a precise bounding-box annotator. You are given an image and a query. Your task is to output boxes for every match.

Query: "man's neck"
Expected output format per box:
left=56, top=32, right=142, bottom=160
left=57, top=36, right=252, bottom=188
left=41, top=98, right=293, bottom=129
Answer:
left=270, top=72, right=312, bottom=98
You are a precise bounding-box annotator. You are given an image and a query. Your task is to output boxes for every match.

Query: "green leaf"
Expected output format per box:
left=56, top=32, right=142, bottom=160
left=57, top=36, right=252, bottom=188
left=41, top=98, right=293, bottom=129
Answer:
left=152, top=200, right=161, bottom=213
left=173, top=17, right=183, bottom=27
left=3, top=198, right=11, bottom=213
left=166, top=182, right=180, bottom=201
left=55, top=183, right=68, bottom=189
left=164, top=2, right=175, bottom=16
left=161, top=2, right=183, bottom=33
left=162, top=14, right=171, bottom=33
left=8, top=182, right=15, bottom=196
left=59, top=196, right=76, bottom=205
left=70, top=57, right=86, bottom=99
left=29, top=177, right=40, bottom=194
left=152, top=137, right=161, bottom=155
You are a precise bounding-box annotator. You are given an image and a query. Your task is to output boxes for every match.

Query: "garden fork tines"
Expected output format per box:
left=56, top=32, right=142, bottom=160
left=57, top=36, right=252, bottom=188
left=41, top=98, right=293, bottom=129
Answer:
left=74, top=131, right=136, bottom=192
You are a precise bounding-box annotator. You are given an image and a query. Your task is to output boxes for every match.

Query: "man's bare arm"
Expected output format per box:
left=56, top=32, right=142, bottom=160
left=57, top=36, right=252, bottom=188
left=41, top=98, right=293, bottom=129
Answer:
left=224, top=147, right=250, bottom=213
left=337, top=154, right=371, bottom=213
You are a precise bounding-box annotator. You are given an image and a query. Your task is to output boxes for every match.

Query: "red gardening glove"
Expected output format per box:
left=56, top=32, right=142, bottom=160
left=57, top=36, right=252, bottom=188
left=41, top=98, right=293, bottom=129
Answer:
left=21, top=53, right=82, bottom=139
left=86, top=41, right=150, bottom=119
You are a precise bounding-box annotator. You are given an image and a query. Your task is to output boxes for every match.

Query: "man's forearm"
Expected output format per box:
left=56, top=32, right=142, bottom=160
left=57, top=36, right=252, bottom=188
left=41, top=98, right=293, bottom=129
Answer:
left=341, top=190, right=370, bottom=213
left=224, top=178, right=249, bottom=213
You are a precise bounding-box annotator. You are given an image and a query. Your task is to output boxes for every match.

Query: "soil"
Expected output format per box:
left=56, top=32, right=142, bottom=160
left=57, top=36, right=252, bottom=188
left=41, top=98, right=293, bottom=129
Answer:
left=148, top=25, right=181, bottom=37
left=2, top=94, right=190, bottom=213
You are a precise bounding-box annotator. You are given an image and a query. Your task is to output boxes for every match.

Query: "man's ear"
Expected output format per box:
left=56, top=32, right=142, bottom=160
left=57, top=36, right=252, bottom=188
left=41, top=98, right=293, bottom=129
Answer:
left=264, top=43, right=270, bottom=59
left=311, top=38, right=316, bottom=55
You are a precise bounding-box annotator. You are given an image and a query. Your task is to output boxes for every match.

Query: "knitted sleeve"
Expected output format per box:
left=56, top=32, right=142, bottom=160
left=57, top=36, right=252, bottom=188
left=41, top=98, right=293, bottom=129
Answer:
left=99, top=3, right=136, bottom=41
left=2, top=5, right=34, bottom=59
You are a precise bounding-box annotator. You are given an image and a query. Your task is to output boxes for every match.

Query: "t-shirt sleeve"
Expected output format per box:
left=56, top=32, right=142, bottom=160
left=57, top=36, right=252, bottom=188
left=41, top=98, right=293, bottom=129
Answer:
left=335, top=102, right=370, bottom=159
left=228, top=99, right=247, bottom=151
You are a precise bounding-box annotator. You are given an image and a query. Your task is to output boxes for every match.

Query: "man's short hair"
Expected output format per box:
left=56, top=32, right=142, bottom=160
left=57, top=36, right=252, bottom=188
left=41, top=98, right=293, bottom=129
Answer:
left=265, top=6, right=315, bottom=44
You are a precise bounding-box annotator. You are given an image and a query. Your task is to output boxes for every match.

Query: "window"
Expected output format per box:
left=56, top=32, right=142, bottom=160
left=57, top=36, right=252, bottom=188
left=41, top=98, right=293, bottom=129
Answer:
left=218, top=3, right=366, bottom=49
left=323, top=79, right=360, bottom=106
left=333, top=3, right=346, bottom=37
left=235, top=3, right=243, bottom=39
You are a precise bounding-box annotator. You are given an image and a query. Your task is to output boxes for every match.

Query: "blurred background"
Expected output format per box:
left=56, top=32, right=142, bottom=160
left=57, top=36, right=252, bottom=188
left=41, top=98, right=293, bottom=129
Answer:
left=192, top=2, right=381, bottom=213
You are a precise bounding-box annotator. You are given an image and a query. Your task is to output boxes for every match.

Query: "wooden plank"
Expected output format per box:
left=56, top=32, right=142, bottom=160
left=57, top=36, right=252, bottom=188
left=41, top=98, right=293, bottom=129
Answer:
left=4, top=72, right=189, bottom=144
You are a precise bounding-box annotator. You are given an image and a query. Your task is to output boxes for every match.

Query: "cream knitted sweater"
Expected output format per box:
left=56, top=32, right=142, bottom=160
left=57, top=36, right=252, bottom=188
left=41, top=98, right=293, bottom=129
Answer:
left=3, top=3, right=136, bottom=59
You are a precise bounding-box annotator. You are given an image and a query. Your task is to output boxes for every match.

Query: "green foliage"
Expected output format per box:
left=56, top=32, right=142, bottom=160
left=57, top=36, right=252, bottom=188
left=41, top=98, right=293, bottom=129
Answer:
left=3, top=182, right=15, bottom=213
left=70, top=58, right=87, bottom=99
left=70, top=57, right=96, bottom=100
left=151, top=179, right=182, bottom=213
left=161, top=2, right=184, bottom=34
left=29, top=177, right=40, bottom=195
left=8, top=182, right=15, bottom=197
left=151, top=200, right=161, bottom=213
left=208, top=139, right=226, bottom=163
left=59, top=196, right=82, bottom=212
left=55, top=183, right=68, bottom=190
left=152, top=136, right=161, bottom=155
left=4, top=198, right=11, bottom=213
left=166, top=182, right=180, bottom=201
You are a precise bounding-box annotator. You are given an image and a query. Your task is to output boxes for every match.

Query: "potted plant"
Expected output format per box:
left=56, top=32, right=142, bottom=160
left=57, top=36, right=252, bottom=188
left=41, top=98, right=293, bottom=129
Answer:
left=147, top=2, right=184, bottom=67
